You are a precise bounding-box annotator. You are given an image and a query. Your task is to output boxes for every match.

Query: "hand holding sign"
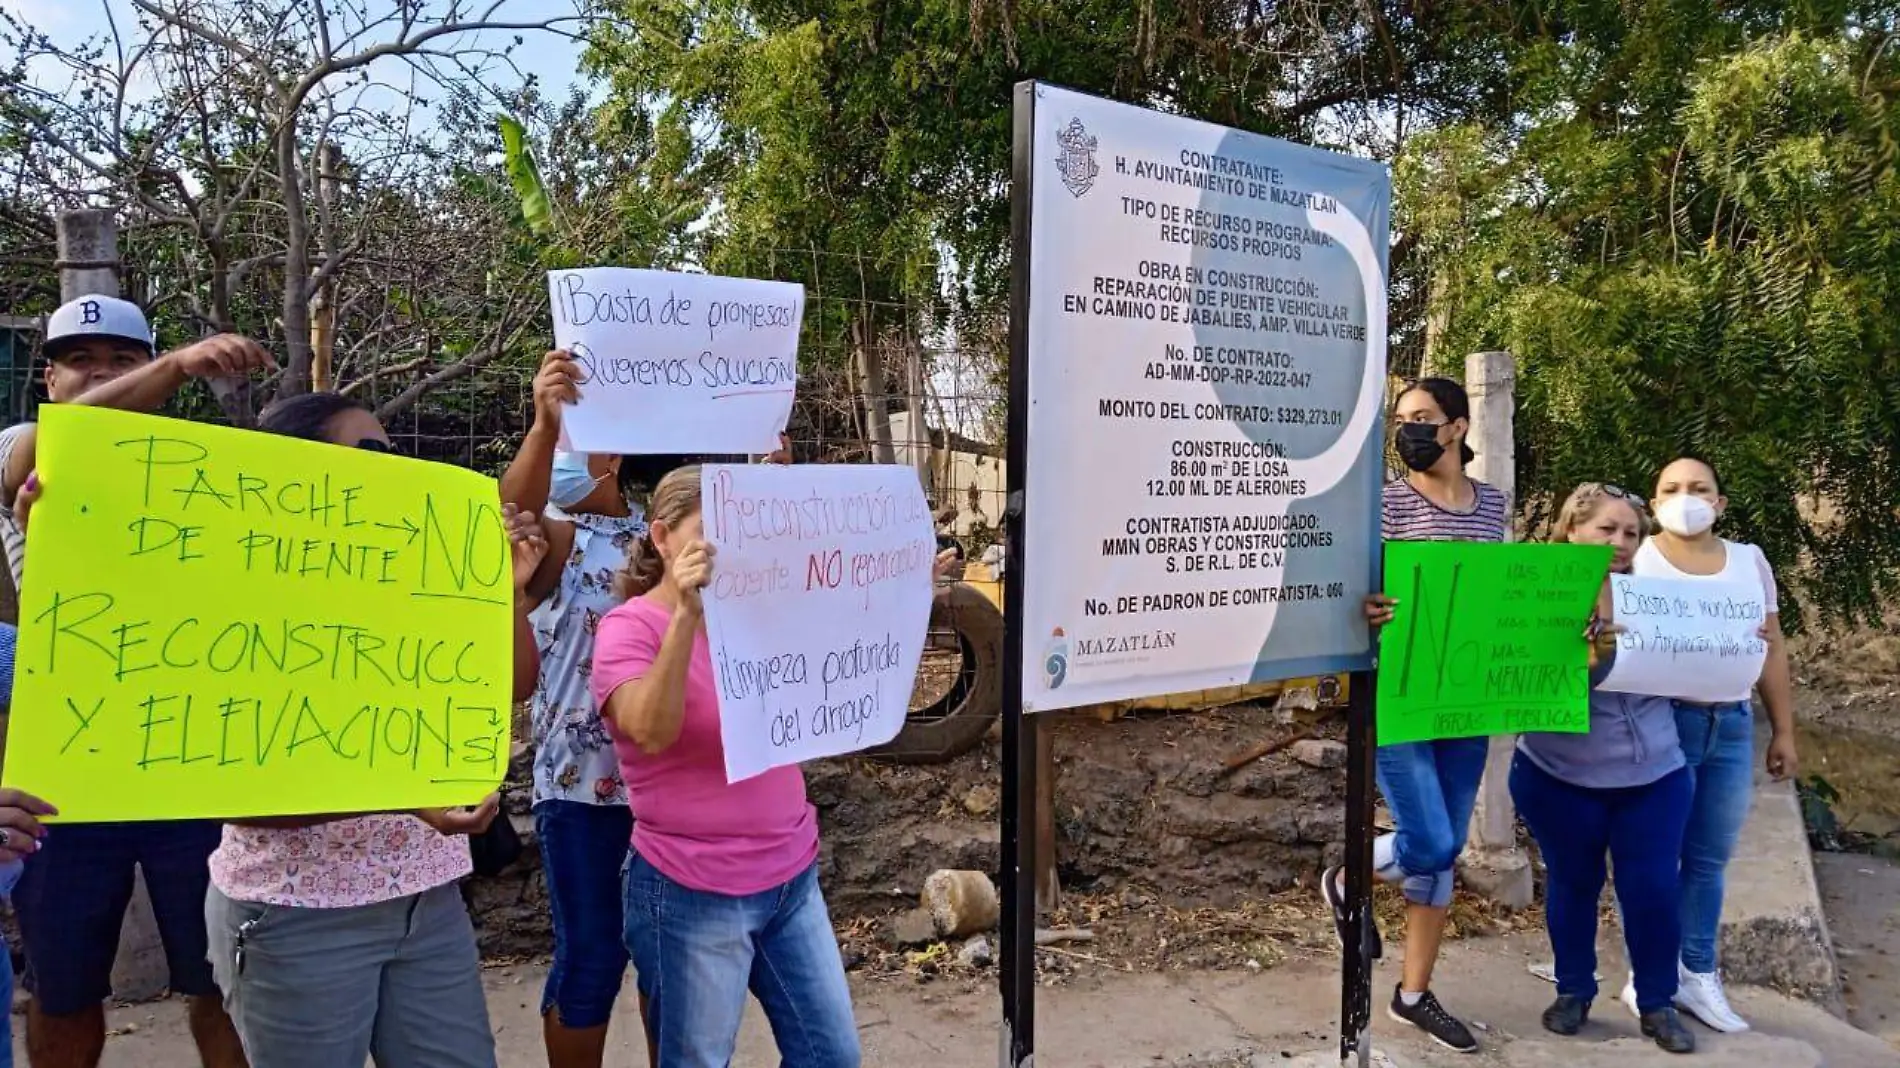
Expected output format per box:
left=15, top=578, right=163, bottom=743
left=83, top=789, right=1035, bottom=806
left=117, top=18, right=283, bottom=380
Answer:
left=672, top=539, right=716, bottom=618
left=417, top=792, right=501, bottom=836
left=530, top=349, right=584, bottom=435
left=0, top=789, right=55, bottom=861
left=547, top=268, right=805, bottom=455
left=503, top=504, right=548, bottom=593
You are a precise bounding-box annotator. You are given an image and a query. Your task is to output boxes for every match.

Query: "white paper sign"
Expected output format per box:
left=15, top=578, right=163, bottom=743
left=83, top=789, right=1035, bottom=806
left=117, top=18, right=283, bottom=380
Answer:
left=700, top=464, right=936, bottom=782
left=547, top=267, right=804, bottom=454
left=1600, top=574, right=1768, bottom=702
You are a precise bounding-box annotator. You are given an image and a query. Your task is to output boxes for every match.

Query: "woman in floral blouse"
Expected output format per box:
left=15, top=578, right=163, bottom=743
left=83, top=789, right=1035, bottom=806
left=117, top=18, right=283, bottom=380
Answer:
left=203, top=392, right=545, bottom=1068
left=501, top=349, right=657, bottom=1067
left=502, top=349, right=792, bottom=1067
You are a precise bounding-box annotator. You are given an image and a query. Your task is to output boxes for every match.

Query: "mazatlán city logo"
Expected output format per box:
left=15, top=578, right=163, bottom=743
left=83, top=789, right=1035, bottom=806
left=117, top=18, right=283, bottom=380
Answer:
left=1043, top=627, right=1069, bottom=690
left=1055, top=118, right=1098, bottom=198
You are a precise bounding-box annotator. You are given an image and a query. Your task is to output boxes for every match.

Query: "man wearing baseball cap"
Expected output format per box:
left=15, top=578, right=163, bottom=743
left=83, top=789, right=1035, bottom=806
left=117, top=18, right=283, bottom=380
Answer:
left=0, top=295, right=273, bottom=592
left=1, top=294, right=266, bottom=1068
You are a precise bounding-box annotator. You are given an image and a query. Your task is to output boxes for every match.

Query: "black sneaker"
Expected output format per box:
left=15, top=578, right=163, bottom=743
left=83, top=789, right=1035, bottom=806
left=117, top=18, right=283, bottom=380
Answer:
left=1387, top=985, right=1478, bottom=1053
left=1641, top=1007, right=1696, bottom=1055
left=1320, top=864, right=1383, bottom=959
left=1540, top=994, right=1591, bottom=1036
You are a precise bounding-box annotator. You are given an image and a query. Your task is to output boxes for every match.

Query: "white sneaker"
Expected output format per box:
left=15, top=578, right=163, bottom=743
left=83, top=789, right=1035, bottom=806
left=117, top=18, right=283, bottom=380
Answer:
left=1619, top=974, right=1639, bottom=1018
left=1675, top=966, right=1751, bottom=1033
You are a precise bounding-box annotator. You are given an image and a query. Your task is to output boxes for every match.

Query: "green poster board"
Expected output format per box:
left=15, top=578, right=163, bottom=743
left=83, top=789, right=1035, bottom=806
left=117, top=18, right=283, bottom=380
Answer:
left=1375, top=541, right=1612, bottom=745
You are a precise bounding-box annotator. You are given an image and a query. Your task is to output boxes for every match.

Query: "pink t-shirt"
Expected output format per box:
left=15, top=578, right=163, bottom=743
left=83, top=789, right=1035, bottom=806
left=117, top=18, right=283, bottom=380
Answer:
left=590, top=596, right=819, bottom=896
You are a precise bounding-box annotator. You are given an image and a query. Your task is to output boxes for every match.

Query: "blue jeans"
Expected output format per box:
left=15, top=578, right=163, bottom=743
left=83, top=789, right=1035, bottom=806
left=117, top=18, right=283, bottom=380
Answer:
left=0, top=858, right=18, bottom=1068
left=1374, top=737, right=1490, bottom=907
left=622, top=855, right=859, bottom=1068
left=0, top=935, right=11, bottom=1068
left=536, top=800, right=634, bottom=1028
left=1674, top=700, right=1755, bottom=973
left=1513, top=755, right=1692, bottom=1011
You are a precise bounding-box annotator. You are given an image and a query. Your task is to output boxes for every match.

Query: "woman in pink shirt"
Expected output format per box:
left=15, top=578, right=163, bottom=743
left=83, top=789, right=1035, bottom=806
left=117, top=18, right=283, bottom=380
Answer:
left=591, top=465, right=952, bottom=1068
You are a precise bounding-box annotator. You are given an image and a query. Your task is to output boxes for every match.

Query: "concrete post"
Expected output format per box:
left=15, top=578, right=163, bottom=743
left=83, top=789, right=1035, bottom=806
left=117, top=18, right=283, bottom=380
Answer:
left=52, top=209, right=171, bottom=998
left=1458, top=351, right=1533, bottom=908
left=55, top=209, right=120, bottom=303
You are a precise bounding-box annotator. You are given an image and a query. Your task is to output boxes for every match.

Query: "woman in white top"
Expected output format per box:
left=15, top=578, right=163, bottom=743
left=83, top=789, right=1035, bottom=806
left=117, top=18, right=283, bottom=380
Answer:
left=1623, top=456, right=1799, bottom=1034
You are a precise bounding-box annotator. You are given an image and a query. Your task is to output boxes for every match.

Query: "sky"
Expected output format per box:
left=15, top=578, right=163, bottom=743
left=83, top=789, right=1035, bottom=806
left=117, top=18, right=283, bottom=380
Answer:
left=13, top=0, right=594, bottom=115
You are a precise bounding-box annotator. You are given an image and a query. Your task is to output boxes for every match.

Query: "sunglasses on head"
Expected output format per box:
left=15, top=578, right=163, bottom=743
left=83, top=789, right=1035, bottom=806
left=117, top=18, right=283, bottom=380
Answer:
left=1581, top=482, right=1649, bottom=514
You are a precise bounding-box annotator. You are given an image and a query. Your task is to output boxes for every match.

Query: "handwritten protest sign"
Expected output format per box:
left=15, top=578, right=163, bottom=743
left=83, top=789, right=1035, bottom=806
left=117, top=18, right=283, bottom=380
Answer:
left=1375, top=542, right=1611, bottom=745
left=548, top=267, right=805, bottom=455
left=1600, top=574, right=1767, bottom=701
left=3, top=406, right=513, bottom=822
left=700, top=464, right=936, bottom=782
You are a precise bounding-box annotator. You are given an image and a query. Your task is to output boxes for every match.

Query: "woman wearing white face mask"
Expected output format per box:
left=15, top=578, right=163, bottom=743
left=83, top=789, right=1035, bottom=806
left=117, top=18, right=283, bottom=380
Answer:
left=500, top=350, right=654, bottom=1068
left=1620, top=455, right=1798, bottom=1035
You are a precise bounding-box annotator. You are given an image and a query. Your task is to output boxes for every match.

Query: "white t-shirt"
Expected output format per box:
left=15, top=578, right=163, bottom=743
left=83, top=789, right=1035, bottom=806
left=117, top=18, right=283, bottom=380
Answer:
left=1631, top=536, right=1779, bottom=702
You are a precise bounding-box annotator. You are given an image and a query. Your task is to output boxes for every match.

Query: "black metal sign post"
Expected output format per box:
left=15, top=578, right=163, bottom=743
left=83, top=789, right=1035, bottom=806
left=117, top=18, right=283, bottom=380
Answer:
left=999, top=78, right=1039, bottom=1068
left=1339, top=668, right=1378, bottom=1067
left=1004, top=77, right=1386, bottom=1068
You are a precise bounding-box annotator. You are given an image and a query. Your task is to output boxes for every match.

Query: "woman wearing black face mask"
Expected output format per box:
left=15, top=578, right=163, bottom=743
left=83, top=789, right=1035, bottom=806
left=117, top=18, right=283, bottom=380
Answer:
left=1318, top=377, right=1508, bottom=1055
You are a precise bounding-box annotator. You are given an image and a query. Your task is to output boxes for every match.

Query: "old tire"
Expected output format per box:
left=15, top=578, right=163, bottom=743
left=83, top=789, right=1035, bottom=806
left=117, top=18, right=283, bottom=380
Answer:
left=868, top=582, right=1003, bottom=764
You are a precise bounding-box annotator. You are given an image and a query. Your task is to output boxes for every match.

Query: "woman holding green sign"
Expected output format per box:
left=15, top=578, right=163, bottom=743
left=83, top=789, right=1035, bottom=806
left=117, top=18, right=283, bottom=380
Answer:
left=1512, top=483, right=1697, bottom=1054
left=200, top=392, right=548, bottom=1068
left=1321, top=377, right=1507, bottom=1054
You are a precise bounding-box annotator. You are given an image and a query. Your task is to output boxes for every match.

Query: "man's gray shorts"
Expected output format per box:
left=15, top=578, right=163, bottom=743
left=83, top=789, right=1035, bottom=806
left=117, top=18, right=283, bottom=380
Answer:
left=207, top=881, right=497, bottom=1067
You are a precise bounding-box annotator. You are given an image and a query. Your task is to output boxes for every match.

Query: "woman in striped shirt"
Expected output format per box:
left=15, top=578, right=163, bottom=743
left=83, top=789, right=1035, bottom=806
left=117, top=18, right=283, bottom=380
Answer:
left=1323, top=377, right=1508, bottom=1054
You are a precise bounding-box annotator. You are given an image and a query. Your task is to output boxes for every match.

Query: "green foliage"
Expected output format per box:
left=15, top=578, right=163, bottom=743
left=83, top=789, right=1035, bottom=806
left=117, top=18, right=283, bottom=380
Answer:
left=1407, top=26, right=1900, bottom=625
left=584, top=0, right=1534, bottom=361
left=498, top=115, right=556, bottom=237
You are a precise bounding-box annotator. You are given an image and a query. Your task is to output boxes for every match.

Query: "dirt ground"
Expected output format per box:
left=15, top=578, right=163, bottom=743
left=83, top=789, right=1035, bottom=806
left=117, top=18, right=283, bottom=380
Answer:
left=471, top=617, right=1900, bottom=980
left=42, top=931, right=1898, bottom=1068
left=1786, top=621, right=1900, bottom=841
left=52, top=614, right=1895, bottom=1067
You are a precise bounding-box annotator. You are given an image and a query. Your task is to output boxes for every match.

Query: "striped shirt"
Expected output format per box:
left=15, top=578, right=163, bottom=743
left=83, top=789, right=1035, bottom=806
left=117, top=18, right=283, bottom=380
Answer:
left=0, top=423, right=26, bottom=592
left=1382, top=477, right=1509, bottom=543
left=0, top=621, right=14, bottom=708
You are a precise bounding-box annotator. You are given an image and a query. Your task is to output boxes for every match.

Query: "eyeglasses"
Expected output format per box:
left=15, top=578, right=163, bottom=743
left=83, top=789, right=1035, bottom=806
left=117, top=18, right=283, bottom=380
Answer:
left=355, top=439, right=397, bottom=455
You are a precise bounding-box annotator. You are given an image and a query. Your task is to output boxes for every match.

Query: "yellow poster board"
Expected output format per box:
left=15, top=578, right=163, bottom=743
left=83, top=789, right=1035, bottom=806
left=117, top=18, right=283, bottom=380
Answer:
left=3, top=406, right=514, bottom=822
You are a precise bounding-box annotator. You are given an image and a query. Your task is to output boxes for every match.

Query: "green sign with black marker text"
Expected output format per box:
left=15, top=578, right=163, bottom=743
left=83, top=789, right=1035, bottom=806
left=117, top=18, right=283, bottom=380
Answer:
left=1374, top=541, right=1612, bottom=745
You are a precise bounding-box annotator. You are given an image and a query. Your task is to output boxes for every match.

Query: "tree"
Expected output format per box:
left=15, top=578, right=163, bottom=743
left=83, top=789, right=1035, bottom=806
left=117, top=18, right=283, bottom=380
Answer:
left=578, top=0, right=1597, bottom=483
left=0, top=0, right=584, bottom=423
left=1403, top=26, right=1900, bottom=623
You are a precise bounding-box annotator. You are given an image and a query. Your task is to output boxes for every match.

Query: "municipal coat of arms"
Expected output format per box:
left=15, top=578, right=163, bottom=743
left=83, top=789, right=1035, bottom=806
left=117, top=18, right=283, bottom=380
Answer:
left=1054, top=118, right=1098, bottom=198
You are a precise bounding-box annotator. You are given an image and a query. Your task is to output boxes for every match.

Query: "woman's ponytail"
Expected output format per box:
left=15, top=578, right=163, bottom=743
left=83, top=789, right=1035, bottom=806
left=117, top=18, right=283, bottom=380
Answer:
left=612, top=465, right=703, bottom=601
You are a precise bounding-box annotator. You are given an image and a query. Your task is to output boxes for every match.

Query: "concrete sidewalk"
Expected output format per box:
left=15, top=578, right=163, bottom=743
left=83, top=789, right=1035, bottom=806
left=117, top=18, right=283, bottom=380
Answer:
left=36, top=932, right=1894, bottom=1067
left=1714, top=721, right=1842, bottom=1008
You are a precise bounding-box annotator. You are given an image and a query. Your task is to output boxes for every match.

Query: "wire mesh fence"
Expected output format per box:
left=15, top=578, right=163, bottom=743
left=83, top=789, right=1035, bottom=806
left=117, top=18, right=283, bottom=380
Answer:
left=0, top=245, right=1343, bottom=719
